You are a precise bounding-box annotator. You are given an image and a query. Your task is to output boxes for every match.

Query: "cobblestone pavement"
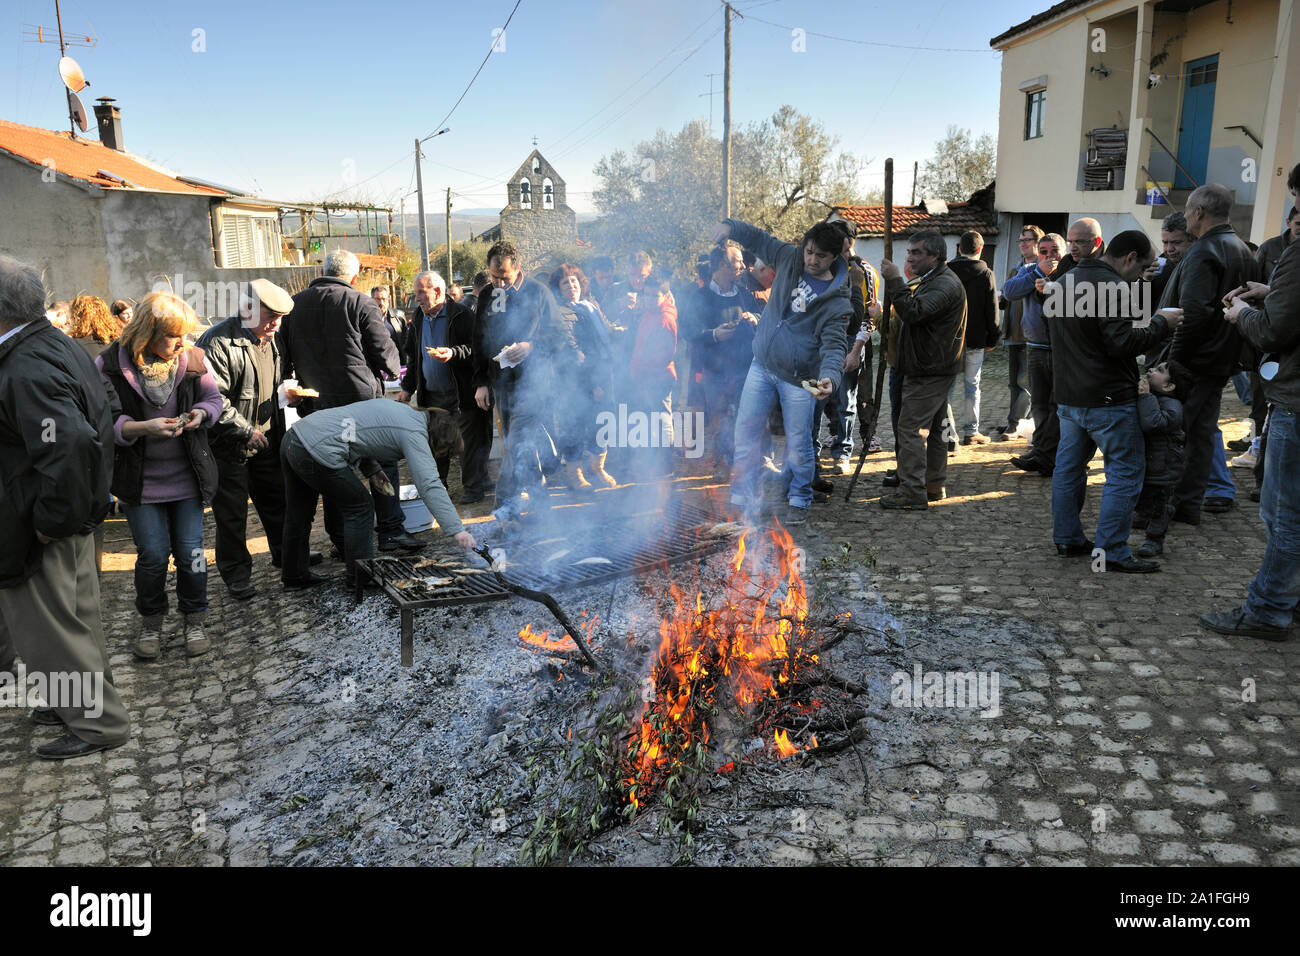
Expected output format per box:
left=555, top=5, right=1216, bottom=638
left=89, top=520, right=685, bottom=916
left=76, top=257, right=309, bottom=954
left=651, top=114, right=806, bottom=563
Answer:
left=1, top=349, right=1295, bottom=866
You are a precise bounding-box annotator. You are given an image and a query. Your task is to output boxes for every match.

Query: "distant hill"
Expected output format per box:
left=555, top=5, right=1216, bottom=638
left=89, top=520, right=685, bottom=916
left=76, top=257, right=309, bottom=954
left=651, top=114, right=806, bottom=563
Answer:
left=285, top=209, right=600, bottom=250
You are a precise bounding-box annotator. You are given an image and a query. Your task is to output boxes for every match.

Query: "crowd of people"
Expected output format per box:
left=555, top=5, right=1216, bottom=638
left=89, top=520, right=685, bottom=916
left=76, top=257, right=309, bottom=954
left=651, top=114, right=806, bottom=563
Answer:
left=0, top=160, right=1296, bottom=761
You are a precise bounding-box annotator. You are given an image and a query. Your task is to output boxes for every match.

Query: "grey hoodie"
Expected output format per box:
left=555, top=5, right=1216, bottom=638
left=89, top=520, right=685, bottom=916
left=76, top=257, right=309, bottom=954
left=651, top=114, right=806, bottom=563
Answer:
left=290, top=399, right=464, bottom=536
left=724, top=219, right=851, bottom=389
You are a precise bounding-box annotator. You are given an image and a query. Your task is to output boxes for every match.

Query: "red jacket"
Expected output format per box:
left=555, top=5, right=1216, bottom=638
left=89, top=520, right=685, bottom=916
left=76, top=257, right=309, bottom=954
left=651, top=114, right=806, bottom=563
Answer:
left=629, top=295, right=677, bottom=386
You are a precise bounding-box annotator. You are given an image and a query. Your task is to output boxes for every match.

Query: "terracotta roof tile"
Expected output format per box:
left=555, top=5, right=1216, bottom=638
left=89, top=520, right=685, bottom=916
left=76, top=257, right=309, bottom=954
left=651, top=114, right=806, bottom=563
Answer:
left=835, top=199, right=998, bottom=239
left=355, top=252, right=399, bottom=271
left=0, top=118, right=224, bottom=195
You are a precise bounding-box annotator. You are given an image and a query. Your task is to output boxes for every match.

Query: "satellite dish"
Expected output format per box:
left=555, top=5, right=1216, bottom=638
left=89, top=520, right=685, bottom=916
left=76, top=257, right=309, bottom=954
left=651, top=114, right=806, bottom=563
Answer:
left=67, top=91, right=88, bottom=132
left=58, top=56, right=87, bottom=92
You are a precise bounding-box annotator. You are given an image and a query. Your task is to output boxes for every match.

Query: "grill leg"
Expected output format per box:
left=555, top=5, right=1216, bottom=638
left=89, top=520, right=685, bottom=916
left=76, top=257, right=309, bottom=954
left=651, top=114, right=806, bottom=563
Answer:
left=400, top=608, right=414, bottom=667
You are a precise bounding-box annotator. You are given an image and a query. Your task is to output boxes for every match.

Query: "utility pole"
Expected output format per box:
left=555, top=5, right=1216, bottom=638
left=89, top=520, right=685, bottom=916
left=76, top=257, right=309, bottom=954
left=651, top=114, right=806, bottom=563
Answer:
left=722, top=2, right=733, bottom=219
left=415, top=139, right=429, bottom=270
left=445, top=188, right=453, bottom=283
left=911, top=160, right=919, bottom=205
left=414, top=127, right=450, bottom=272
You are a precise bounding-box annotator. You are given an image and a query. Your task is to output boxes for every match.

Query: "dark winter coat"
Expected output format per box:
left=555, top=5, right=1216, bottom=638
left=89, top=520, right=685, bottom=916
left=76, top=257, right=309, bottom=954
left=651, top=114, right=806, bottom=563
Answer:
left=1237, top=240, right=1300, bottom=414
left=399, top=299, right=476, bottom=411
left=888, top=261, right=967, bottom=378
left=1049, top=258, right=1174, bottom=407
left=279, top=275, right=401, bottom=412
left=471, top=276, right=579, bottom=398
left=947, top=255, right=1000, bottom=350
left=195, top=316, right=285, bottom=462
left=0, top=321, right=114, bottom=587
left=1137, top=391, right=1185, bottom=485
left=1158, top=223, right=1259, bottom=378
left=1256, top=229, right=1294, bottom=283
left=687, top=282, right=759, bottom=383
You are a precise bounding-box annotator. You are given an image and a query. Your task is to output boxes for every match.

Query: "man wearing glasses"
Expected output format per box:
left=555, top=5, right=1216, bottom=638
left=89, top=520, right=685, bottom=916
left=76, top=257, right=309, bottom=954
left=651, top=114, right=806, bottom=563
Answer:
left=197, top=279, right=319, bottom=600
left=993, top=224, right=1042, bottom=441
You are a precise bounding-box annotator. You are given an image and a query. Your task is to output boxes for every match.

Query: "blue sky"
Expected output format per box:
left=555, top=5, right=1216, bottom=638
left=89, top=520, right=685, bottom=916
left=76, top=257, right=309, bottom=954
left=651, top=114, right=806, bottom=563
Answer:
left=5, top=0, right=1048, bottom=214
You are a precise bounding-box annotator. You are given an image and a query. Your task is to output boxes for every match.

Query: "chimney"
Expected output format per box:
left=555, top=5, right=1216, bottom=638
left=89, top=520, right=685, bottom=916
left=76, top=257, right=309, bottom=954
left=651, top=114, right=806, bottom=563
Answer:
left=93, top=97, right=123, bottom=151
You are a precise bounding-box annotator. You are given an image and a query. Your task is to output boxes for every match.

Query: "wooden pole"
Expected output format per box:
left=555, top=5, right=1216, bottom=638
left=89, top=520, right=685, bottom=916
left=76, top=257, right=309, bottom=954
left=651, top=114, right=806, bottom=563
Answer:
left=445, top=187, right=453, bottom=283
left=722, top=2, right=732, bottom=219
left=415, top=139, right=430, bottom=270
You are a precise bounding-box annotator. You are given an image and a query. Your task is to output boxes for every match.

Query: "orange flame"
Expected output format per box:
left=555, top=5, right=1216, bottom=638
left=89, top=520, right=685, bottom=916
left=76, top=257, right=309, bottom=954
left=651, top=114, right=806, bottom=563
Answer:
left=774, top=728, right=798, bottom=758
left=622, top=523, right=815, bottom=811
left=518, top=622, right=576, bottom=653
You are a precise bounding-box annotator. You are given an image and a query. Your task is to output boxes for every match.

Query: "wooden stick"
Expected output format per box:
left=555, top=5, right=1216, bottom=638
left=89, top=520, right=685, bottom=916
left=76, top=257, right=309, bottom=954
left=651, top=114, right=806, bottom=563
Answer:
left=474, top=546, right=602, bottom=670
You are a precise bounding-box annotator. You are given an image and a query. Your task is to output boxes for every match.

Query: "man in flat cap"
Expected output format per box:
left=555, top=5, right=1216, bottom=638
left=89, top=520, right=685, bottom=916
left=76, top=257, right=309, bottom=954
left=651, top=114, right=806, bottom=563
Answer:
left=197, top=279, right=320, bottom=599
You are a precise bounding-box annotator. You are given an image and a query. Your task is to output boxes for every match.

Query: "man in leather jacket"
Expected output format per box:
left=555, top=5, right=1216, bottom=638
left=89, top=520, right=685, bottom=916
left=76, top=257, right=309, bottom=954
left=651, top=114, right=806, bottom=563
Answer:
left=1157, top=184, right=1259, bottom=523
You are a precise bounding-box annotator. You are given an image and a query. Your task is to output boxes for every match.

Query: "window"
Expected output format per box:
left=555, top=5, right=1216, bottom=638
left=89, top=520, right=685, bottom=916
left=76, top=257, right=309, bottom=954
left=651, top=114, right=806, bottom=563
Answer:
left=519, top=178, right=532, bottom=209
left=1025, top=89, right=1046, bottom=139
left=216, top=207, right=283, bottom=268
left=531, top=156, right=541, bottom=174
left=542, top=178, right=554, bottom=210
left=1188, top=61, right=1217, bottom=87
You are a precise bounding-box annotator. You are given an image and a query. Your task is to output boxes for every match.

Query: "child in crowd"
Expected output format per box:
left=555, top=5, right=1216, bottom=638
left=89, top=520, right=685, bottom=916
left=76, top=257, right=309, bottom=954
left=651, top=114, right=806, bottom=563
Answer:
left=1133, top=360, right=1191, bottom=557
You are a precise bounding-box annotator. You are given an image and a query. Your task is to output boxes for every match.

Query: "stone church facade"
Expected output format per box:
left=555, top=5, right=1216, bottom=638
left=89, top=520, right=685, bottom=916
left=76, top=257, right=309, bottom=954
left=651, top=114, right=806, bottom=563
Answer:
left=495, top=150, right=577, bottom=268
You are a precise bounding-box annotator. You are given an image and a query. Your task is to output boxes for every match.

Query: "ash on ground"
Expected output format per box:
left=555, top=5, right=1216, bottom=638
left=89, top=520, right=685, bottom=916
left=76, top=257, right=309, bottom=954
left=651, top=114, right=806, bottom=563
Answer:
left=218, top=536, right=1055, bottom=867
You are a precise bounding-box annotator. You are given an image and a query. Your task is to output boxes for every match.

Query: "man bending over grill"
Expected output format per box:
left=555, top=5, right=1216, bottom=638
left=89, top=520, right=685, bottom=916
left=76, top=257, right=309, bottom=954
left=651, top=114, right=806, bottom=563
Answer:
left=279, top=398, right=477, bottom=590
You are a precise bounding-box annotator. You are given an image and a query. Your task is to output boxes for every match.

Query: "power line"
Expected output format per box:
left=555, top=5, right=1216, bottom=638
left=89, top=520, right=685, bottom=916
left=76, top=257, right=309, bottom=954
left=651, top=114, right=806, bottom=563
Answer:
left=323, top=0, right=524, bottom=199
left=542, top=6, right=720, bottom=156
left=742, top=12, right=997, bottom=53
left=433, top=3, right=721, bottom=200
left=547, top=23, right=724, bottom=165
left=421, top=0, right=524, bottom=141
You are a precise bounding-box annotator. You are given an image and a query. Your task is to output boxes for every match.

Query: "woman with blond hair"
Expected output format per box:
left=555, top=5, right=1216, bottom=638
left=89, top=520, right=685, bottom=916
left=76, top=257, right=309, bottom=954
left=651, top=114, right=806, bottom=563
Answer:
left=96, top=291, right=221, bottom=659
left=68, top=294, right=120, bottom=359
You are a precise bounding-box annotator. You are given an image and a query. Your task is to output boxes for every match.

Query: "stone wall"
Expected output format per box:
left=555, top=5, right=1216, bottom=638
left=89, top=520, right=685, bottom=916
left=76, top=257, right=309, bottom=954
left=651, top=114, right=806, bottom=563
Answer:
left=0, top=156, right=314, bottom=317
left=500, top=203, right=577, bottom=271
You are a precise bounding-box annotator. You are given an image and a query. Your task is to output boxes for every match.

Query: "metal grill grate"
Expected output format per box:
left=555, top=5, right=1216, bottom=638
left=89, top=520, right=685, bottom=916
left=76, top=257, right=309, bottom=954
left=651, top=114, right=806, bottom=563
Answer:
left=356, top=498, right=733, bottom=664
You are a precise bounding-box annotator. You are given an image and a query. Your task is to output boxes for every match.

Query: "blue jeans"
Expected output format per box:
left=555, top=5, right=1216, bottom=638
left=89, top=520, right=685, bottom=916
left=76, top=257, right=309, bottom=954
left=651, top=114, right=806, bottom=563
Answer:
left=121, top=498, right=208, bottom=616
left=731, top=361, right=816, bottom=509
left=1205, top=427, right=1235, bottom=499
left=1244, top=408, right=1300, bottom=627
left=1052, top=403, right=1145, bottom=562
left=948, top=348, right=985, bottom=437
left=1231, top=371, right=1252, bottom=405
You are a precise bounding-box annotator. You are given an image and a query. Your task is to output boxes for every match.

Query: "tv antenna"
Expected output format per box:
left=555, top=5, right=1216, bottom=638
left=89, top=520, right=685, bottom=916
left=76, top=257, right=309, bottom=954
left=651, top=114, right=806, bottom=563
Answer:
left=23, top=1, right=99, bottom=136
left=699, top=73, right=721, bottom=133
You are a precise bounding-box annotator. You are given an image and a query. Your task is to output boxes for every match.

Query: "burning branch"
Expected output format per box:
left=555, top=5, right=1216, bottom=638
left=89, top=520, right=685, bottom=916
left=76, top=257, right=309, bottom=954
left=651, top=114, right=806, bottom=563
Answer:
left=473, top=545, right=602, bottom=670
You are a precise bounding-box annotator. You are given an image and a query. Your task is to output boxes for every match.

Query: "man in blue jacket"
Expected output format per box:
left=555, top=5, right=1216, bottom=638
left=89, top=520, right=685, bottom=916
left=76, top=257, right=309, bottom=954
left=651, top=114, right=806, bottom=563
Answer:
left=1003, top=232, right=1065, bottom=475
left=711, top=219, right=851, bottom=525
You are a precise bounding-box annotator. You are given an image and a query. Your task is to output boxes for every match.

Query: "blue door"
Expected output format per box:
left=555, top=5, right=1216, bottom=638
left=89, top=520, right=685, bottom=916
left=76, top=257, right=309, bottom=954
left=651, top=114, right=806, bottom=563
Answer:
left=1175, top=54, right=1218, bottom=188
